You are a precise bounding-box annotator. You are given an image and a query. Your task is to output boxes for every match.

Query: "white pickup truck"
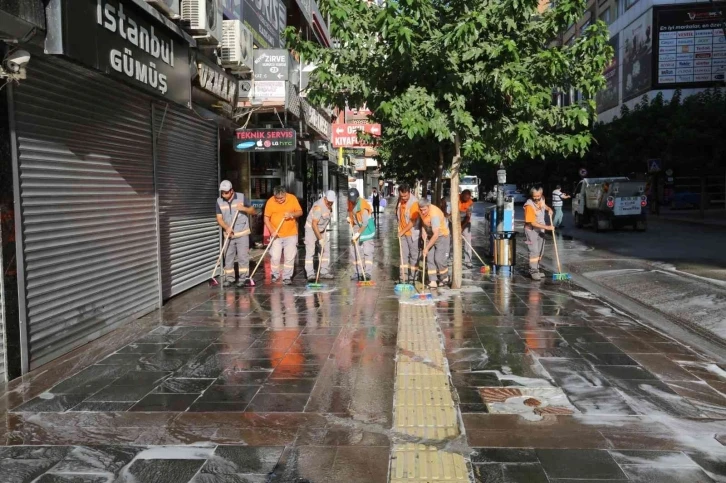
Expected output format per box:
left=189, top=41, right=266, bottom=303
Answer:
left=572, top=177, right=647, bottom=232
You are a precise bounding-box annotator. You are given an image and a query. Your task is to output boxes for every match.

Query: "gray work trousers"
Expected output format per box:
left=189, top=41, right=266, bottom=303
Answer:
left=400, top=232, right=420, bottom=280
left=462, top=224, right=472, bottom=265
left=524, top=228, right=545, bottom=273
left=351, top=239, right=374, bottom=277
left=427, top=235, right=450, bottom=282
left=304, top=228, right=330, bottom=278
left=270, top=235, right=298, bottom=280
left=223, top=235, right=249, bottom=282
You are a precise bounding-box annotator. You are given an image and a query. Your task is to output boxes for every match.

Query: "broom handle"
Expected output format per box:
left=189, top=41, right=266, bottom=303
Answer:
left=249, top=218, right=285, bottom=279
left=462, top=234, right=486, bottom=266
left=210, top=210, right=240, bottom=279
left=398, top=235, right=405, bottom=274
left=354, top=237, right=366, bottom=282
left=549, top=212, right=563, bottom=273
left=315, top=233, right=326, bottom=284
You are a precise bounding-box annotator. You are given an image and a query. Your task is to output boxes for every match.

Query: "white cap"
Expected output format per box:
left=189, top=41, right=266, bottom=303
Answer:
left=219, top=180, right=233, bottom=191
left=325, top=190, right=336, bottom=202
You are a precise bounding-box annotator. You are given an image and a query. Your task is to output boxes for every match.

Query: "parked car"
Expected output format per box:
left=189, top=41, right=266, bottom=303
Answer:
left=507, top=190, right=527, bottom=204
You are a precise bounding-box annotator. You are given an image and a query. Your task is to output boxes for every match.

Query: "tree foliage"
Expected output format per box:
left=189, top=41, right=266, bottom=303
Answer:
left=288, top=0, right=612, bottom=287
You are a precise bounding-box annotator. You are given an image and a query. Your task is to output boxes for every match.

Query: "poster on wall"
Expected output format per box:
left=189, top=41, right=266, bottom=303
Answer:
left=242, top=0, right=286, bottom=48
left=621, top=10, right=653, bottom=102
left=597, top=33, right=620, bottom=113
left=653, top=4, right=726, bottom=88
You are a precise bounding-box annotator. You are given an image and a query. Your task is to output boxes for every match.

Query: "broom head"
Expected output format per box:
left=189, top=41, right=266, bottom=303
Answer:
left=306, top=283, right=327, bottom=289
left=480, top=265, right=491, bottom=274
left=552, top=273, right=571, bottom=281
left=411, top=293, right=433, bottom=300
left=394, top=284, right=416, bottom=294
left=357, top=280, right=376, bottom=287
left=209, top=277, right=220, bottom=287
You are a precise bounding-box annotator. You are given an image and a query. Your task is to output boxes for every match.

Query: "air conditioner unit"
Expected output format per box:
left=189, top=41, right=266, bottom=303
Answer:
left=146, top=0, right=180, bottom=19
left=221, top=20, right=254, bottom=72
left=181, top=0, right=223, bottom=45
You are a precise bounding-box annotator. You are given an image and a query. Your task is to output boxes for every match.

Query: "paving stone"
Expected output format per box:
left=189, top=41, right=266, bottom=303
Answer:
left=202, top=446, right=284, bottom=474
left=129, top=393, right=199, bottom=412
left=471, top=448, right=539, bottom=463
left=12, top=395, right=87, bottom=412
left=117, top=459, right=205, bottom=483
left=536, top=449, right=628, bottom=479
left=622, top=465, right=715, bottom=483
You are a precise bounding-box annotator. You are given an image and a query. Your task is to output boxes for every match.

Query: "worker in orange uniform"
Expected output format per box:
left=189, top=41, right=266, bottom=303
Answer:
left=348, top=188, right=375, bottom=281
left=264, top=186, right=303, bottom=285
left=397, top=183, right=421, bottom=283
left=419, top=199, right=450, bottom=288
left=459, top=189, right=474, bottom=268
left=523, top=187, right=554, bottom=281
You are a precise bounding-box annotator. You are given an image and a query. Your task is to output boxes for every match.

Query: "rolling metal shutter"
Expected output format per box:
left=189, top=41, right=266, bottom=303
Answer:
left=12, top=56, right=160, bottom=369
left=0, top=252, right=6, bottom=382
left=154, top=104, right=219, bottom=299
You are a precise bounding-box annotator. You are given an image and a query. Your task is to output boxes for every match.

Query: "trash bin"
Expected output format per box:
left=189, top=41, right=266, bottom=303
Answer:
left=492, top=231, right=516, bottom=266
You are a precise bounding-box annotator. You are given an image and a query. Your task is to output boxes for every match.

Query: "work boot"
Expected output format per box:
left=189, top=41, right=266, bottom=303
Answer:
left=271, top=276, right=280, bottom=284
left=223, top=279, right=236, bottom=288
left=439, top=277, right=451, bottom=287
left=364, top=273, right=372, bottom=281
left=464, top=262, right=473, bottom=269
left=530, top=272, right=543, bottom=281
left=321, top=273, right=335, bottom=280
left=351, top=273, right=361, bottom=281
left=283, top=279, right=292, bottom=285
left=237, top=277, right=249, bottom=287
left=307, top=276, right=317, bottom=283
left=428, top=280, right=438, bottom=288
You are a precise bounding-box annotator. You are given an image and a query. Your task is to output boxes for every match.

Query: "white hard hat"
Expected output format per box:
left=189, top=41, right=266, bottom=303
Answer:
left=325, top=190, right=336, bottom=202
left=219, top=180, right=233, bottom=191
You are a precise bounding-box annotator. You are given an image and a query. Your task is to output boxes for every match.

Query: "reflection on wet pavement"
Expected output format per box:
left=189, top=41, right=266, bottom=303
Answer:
left=0, top=211, right=725, bottom=482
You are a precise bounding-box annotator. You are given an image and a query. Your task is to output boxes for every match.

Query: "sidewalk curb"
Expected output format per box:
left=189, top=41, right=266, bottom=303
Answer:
left=515, top=236, right=726, bottom=363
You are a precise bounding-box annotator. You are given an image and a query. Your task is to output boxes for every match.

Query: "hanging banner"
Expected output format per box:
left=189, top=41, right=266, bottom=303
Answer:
left=235, top=128, right=297, bottom=152
left=621, top=10, right=654, bottom=102
left=596, top=33, right=620, bottom=113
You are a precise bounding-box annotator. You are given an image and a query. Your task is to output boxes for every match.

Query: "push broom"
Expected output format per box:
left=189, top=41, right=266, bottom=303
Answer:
left=411, top=251, right=433, bottom=300
left=208, top=210, right=240, bottom=286
left=306, top=235, right=328, bottom=290
left=549, top=213, right=571, bottom=281
left=244, top=218, right=285, bottom=287
left=394, top=235, right=415, bottom=294
left=462, top=235, right=491, bottom=274
left=354, top=238, right=375, bottom=287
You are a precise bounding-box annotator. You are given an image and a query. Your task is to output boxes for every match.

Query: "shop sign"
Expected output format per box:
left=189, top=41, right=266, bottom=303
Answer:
left=302, top=99, right=331, bottom=139
left=235, top=128, right=297, bottom=152
left=242, top=0, right=286, bottom=48
left=332, top=123, right=382, bottom=147
left=253, top=49, right=289, bottom=80
left=196, top=57, right=238, bottom=105
left=56, top=0, right=191, bottom=106
left=254, top=80, right=286, bottom=101
left=354, top=158, right=366, bottom=171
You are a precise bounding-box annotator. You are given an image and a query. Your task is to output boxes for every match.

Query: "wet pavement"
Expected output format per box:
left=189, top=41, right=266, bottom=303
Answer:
left=1, top=208, right=725, bottom=482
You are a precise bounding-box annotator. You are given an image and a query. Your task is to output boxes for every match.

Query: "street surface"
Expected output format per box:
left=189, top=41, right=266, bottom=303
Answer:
left=0, top=208, right=725, bottom=482
left=479, top=202, right=726, bottom=353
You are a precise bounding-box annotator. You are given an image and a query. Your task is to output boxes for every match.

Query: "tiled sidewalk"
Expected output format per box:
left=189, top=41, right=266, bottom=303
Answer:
left=0, top=212, right=725, bottom=482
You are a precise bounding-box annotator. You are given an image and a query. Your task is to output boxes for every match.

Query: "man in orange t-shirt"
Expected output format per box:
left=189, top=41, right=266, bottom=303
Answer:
left=420, top=199, right=451, bottom=288
left=523, top=187, right=554, bottom=281
left=264, top=186, right=303, bottom=284
left=459, top=190, right=475, bottom=268
left=396, top=184, right=421, bottom=283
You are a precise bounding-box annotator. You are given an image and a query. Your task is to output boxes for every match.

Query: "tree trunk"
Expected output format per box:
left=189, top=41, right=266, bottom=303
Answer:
left=450, top=134, right=463, bottom=289
left=421, top=175, right=429, bottom=201
left=435, top=146, right=444, bottom=202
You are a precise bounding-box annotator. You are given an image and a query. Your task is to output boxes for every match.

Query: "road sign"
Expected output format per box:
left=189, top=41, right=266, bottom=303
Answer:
left=665, top=168, right=673, bottom=176
left=647, top=159, right=662, bottom=174
left=579, top=168, right=588, bottom=178
left=253, top=49, right=289, bottom=81
left=331, top=123, right=382, bottom=147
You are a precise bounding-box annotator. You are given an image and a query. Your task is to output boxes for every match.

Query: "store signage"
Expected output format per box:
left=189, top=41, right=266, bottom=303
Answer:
left=254, top=80, right=286, bottom=101
left=354, top=158, right=366, bottom=171
left=654, top=5, right=726, bottom=88
left=331, top=123, right=382, bottom=147
left=302, top=99, right=331, bottom=139
left=253, top=49, right=289, bottom=80
left=235, top=128, right=297, bottom=152
left=223, top=0, right=242, bottom=19
left=57, top=0, right=191, bottom=106
left=196, top=58, right=238, bottom=105
left=596, top=33, right=620, bottom=113
left=621, top=10, right=653, bottom=102
left=242, top=0, right=286, bottom=48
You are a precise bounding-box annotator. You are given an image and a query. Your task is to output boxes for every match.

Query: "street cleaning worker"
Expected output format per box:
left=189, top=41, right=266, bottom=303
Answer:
left=459, top=189, right=474, bottom=268
left=304, top=190, right=337, bottom=282
left=523, top=187, right=554, bottom=281
left=216, top=180, right=256, bottom=287
left=348, top=188, right=375, bottom=280
left=264, top=186, right=303, bottom=285
left=397, top=183, right=421, bottom=284
left=551, top=185, right=570, bottom=229
left=419, top=199, right=450, bottom=288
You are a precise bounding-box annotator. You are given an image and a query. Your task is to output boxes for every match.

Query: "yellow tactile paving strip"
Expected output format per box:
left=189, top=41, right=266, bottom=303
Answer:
left=389, top=303, right=470, bottom=482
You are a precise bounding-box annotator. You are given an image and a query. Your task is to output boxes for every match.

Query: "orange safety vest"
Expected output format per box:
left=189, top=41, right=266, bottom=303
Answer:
left=421, top=205, right=450, bottom=236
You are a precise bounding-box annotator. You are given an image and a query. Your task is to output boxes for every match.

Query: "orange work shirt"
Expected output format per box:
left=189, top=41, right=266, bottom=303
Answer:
left=524, top=200, right=546, bottom=225
left=421, top=205, right=450, bottom=236
left=398, top=199, right=420, bottom=235
left=264, top=194, right=302, bottom=238
left=348, top=199, right=373, bottom=226
left=459, top=198, right=474, bottom=224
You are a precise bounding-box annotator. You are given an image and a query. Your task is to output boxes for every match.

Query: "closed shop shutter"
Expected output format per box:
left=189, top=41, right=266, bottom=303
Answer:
left=0, top=258, right=5, bottom=381
left=154, top=104, right=219, bottom=299
left=12, top=56, right=160, bottom=369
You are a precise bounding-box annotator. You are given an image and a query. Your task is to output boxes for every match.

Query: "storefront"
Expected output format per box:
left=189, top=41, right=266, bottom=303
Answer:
left=2, top=0, right=221, bottom=375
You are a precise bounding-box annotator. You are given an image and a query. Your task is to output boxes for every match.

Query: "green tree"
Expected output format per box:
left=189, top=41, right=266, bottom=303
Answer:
left=290, top=0, right=611, bottom=288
